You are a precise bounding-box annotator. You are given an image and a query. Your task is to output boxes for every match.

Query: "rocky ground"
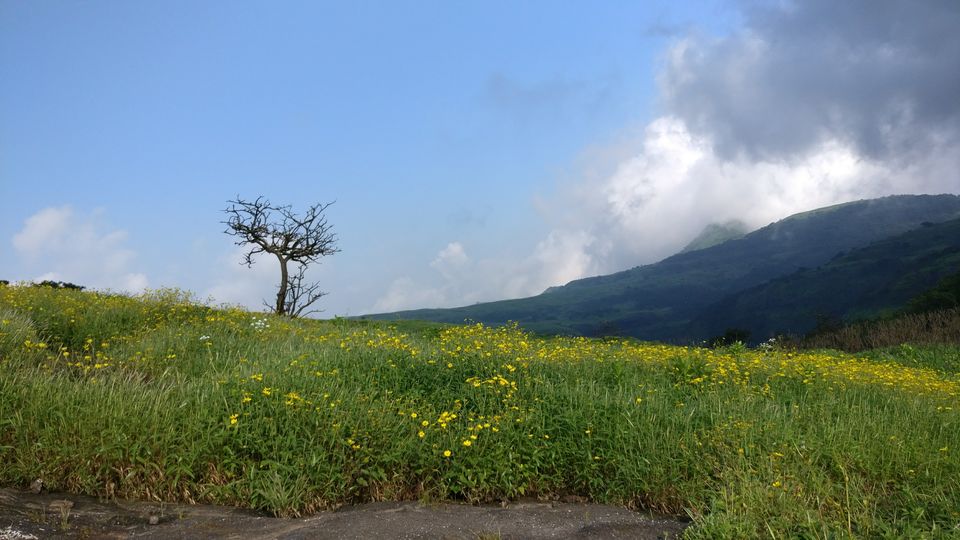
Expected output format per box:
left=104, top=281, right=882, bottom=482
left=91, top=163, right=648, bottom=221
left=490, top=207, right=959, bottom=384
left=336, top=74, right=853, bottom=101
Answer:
left=0, top=488, right=689, bottom=539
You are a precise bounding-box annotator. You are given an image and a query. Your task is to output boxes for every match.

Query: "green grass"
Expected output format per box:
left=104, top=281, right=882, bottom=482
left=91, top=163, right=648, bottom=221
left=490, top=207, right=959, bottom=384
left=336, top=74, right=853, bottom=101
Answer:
left=1, top=284, right=959, bottom=538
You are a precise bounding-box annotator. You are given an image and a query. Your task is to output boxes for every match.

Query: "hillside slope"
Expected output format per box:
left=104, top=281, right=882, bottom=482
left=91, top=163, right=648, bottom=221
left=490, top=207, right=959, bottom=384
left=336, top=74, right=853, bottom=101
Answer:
left=364, top=194, right=960, bottom=342
left=692, top=218, right=960, bottom=340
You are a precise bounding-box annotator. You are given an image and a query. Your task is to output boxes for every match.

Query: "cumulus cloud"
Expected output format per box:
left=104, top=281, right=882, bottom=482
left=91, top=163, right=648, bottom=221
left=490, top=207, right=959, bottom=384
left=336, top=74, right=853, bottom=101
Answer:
left=203, top=248, right=278, bottom=310
left=372, top=235, right=599, bottom=312
left=370, top=242, right=473, bottom=312
left=510, top=230, right=597, bottom=295
left=430, top=242, right=469, bottom=280
left=11, top=206, right=149, bottom=292
left=372, top=242, right=480, bottom=312
left=371, top=276, right=447, bottom=313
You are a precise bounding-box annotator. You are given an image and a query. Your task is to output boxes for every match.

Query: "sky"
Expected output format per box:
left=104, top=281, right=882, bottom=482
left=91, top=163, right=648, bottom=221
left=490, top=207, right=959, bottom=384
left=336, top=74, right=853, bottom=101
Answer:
left=2, top=0, right=958, bottom=316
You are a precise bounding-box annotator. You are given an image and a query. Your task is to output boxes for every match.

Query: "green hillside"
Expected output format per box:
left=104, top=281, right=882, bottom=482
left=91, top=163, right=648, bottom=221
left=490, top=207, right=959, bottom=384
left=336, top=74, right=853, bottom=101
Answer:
left=906, top=269, right=960, bottom=313
left=693, top=218, right=960, bottom=340
left=364, top=194, right=960, bottom=342
left=4, top=285, right=960, bottom=536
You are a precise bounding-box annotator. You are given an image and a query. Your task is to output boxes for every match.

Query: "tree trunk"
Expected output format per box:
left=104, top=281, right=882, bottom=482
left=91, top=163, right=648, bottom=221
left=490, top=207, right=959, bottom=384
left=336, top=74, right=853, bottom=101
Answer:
left=276, top=256, right=289, bottom=315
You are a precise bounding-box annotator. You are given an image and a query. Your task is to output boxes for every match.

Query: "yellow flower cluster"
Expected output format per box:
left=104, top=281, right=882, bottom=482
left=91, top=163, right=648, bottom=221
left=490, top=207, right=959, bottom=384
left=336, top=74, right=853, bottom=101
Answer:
left=3, top=284, right=956, bottom=465
left=434, top=322, right=959, bottom=400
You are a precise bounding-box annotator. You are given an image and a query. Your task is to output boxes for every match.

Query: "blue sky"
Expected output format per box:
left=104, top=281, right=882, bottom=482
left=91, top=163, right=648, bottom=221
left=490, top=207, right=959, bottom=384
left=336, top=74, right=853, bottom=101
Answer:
left=2, top=1, right=957, bottom=316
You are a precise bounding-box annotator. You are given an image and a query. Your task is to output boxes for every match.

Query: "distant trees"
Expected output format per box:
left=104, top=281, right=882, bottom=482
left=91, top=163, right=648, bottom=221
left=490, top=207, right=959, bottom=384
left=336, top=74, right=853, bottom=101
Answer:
left=906, top=270, right=960, bottom=314
left=34, top=280, right=85, bottom=291
left=709, top=327, right=751, bottom=347
left=223, top=196, right=339, bottom=317
left=0, top=280, right=85, bottom=290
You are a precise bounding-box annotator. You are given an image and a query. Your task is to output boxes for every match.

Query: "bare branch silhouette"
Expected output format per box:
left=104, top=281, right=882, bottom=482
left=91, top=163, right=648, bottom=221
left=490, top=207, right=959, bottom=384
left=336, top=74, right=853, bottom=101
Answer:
left=223, top=196, right=339, bottom=316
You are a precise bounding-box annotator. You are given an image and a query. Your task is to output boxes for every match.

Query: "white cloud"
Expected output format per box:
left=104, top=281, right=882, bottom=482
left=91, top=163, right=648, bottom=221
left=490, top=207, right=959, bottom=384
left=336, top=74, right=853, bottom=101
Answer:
left=430, top=242, right=469, bottom=280
left=372, top=242, right=476, bottom=312
left=203, top=248, right=279, bottom=311
left=370, top=276, right=447, bottom=313
left=11, top=206, right=149, bottom=293
left=121, top=273, right=150, bottom=292
left=12, top=206, right=74, bottom=254
left=370, top=234, right=599, bottom=313
left=572, top=117, right=904, bottom=267
left=501, top=230, right=597, bottom=298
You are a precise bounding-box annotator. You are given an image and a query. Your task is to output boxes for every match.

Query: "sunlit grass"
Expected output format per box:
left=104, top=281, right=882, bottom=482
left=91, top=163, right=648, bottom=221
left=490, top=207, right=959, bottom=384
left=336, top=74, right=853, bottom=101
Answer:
left=1, top=284, right=958, bottom=537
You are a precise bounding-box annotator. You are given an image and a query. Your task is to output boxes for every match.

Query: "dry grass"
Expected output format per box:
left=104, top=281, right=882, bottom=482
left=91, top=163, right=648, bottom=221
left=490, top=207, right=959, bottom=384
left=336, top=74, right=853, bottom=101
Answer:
left=800, top=308, right=960, bottom=352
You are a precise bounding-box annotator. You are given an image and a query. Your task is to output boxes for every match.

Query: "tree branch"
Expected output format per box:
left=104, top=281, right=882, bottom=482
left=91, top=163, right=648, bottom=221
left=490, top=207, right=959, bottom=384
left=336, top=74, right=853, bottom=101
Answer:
left=285, top=263, right=328, bottom=318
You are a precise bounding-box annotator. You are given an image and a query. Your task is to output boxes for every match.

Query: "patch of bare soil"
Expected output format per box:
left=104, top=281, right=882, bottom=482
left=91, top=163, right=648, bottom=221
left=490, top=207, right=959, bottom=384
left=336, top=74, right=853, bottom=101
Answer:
left=0, top=488, right=689, bottom=539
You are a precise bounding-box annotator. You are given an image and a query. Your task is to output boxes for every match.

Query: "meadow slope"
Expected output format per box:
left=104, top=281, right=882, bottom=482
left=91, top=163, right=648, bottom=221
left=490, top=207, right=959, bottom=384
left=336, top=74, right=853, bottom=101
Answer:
left=1, top=285, right=958, bottom=537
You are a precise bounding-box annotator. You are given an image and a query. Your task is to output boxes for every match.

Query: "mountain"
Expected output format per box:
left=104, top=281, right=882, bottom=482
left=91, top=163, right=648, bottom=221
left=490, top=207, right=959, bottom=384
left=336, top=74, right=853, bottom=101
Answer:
left=691, top=217, right=960, bottom=340
left=680, top=220, right=749, bottom=253
left=364, top=194, right=960, bottom=342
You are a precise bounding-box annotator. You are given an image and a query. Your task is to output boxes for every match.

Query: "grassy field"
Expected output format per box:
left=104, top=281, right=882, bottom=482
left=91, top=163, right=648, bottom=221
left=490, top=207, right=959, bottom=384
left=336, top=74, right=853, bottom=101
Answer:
left=1, top=285, right=959, bottom=538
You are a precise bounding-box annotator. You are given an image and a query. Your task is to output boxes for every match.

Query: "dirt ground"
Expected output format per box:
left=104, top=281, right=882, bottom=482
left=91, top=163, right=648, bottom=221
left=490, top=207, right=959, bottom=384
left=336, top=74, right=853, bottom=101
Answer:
left=0, top=488, right=689, bottom=539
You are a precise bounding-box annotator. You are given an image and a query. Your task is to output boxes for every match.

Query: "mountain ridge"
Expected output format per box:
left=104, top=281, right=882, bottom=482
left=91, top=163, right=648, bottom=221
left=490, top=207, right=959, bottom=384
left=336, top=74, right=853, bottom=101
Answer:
left=363, top=194, right=960, bottom=342
left=680, top=220, right=750, bottom=253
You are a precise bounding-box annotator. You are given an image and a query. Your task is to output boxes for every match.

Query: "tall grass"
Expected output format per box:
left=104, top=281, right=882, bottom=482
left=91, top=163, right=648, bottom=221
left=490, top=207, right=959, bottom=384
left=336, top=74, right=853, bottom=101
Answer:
left=1, top=284, right=958, bottom=537
left=801, top=308, right=960, bottom=352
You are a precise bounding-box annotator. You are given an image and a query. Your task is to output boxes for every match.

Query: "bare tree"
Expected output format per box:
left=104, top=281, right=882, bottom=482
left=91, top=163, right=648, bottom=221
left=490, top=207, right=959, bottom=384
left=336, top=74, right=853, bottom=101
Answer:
left=284, top=263, right=328, bottom=318
left=223, top=196, right=339, bottom=317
